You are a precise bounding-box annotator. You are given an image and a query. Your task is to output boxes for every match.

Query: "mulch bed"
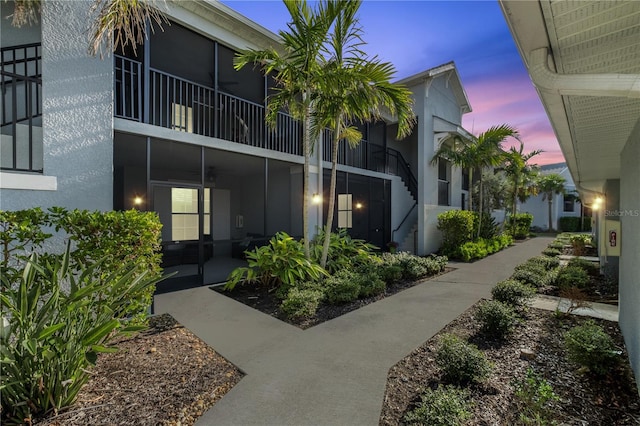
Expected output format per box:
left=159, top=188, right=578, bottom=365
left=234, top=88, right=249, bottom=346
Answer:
left=380, top=302, right=640, bottom=425
left=212, top=267, right=454, bottom=329
left=36, top=314, right=243, bottom=426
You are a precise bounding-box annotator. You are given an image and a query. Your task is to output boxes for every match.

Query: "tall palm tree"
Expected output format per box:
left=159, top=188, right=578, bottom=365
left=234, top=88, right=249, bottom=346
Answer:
left=8, top=0, right=168, bottom=58
left=501, top=142, right=542, bottom=218
left=234, top=0, right=339, bottom=259
left=432, top=125, right=519, bottom=238
left=537, top=173, right=566, bottom=231
left=314, top=0, right=415, bottom=268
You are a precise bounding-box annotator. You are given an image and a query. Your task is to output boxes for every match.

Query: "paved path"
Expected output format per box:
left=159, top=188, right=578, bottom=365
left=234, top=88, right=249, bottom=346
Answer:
left=154, top=237, right=553, bottom=426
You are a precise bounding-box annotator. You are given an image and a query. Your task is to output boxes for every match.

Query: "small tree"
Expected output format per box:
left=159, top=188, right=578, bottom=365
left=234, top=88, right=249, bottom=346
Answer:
left=537, top=173, right=566, bottom=231
left=501, top=143, right=542, bottom=231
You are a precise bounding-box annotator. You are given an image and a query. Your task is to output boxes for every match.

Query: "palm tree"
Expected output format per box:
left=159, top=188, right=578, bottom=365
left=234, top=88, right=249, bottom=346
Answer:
left=8, top=0, right=168, bottom=58
left=234, top=0, right=338, bottom=259
left=501, top=142, right=542, bottom=218
left=314, top=0, right=415, bottom=268
left=432, top=125, right=519, bottom=238
left=537, top=173, right=566, bottom=231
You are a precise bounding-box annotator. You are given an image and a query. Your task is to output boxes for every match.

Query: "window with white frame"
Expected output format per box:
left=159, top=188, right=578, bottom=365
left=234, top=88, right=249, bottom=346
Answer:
left=170, top=188, right=210, bottom=240
left=337, top=193, right=352, bottom=228
left=171, top=103, right=193, bottom=133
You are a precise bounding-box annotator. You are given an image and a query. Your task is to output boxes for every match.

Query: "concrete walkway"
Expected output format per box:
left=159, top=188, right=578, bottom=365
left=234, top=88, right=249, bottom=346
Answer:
left=154, top=237, right=553, bottom=426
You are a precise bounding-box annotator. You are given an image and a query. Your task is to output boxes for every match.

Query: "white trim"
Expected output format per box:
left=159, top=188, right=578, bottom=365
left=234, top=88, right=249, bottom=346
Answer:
left=0, top=172, right=57, bottom=191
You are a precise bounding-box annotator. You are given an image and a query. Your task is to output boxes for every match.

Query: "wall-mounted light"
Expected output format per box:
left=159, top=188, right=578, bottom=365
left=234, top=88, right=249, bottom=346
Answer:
left=592, top=196, right=603, bottom=210
left=133, top=196, right=144, bottom=206
left=312, top=193, right=322, bottom=204
left=355, top=202, right=363, bottom=210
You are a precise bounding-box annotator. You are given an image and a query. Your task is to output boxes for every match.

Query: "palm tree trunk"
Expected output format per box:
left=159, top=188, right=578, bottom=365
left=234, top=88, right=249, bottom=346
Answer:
left=320, top=120, right=342, bottom=268
left=302, top=98, right=312, bottom=259
left=468, top=168, right=474, bottom=212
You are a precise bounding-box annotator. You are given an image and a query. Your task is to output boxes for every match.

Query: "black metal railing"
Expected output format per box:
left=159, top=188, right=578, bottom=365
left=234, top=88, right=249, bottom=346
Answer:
left=386, top=148, right=418, bottom=200
left=1, top=43, right=43, bottom=172
left=114, top=55, right=302, bottom=156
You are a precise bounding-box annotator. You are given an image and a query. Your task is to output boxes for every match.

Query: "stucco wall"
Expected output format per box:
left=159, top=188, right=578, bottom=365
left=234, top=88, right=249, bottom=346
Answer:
left=0, top=1, right=113, bottom=212
left=619, top=119, right=640, bottom=390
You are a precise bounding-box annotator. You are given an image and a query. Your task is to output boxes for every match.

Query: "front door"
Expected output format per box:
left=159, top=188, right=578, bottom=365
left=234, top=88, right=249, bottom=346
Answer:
left=152, top=183, right=204, bottom=293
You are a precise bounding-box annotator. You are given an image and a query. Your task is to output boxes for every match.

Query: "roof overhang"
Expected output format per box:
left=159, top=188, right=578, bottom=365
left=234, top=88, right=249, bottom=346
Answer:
left=499, top=0, right=640, bottom=203
left=397, top=62, right=472, bottom=115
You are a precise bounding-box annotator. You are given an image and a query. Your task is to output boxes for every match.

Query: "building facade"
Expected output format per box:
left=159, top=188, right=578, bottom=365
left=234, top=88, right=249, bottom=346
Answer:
left=1, top=0, right=472, bottom=289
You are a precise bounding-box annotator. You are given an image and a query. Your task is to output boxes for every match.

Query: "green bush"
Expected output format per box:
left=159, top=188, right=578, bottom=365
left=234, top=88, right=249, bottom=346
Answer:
left=378, top=263, right=403, bottom=284
left=507, top=213, right=534, bottom=239
left=355, top=264, right=387, bottom=298
left=403, top=385, right=471, bottom=426
left=513, top=368, right=560, bottom=425
left=458, top=234, right=512, bottom=262
left=225, top=232, right=327, bottom=295
left=280, top=287, right=324, bottom=319
left=1, top=208, right=162, bottom=324
left=475, top=300, right=517, bottom=339
left=541, top=247, right=561, bottom=257
left=380, top=252, right=447, bottom=281
left=547, top=241, right=565, bottom=250
left=0, top=247, right=161, bottom=424
left=323, top=269, right=361, bottom=304
left=474, top=213, right=498, bottom=240
left=565, top=320, right=619, bottom=375
left=567, top=258, right=600, bottom=277
left=559, top=216, right=592, bottom=232
left=437, top=210, right=475, bottom=255
left=528, top=255, right=560, bottom=269
left=512, top=261, right=556, bottom=288
left=569, top=234, right=592, bottom=256
left=436, top=334, right=492, bottom=384
left=491, top=280, right=536, bottom=309
left=311, top=228, right=377, bottom=274
left=556, top=265, right=590, bottom=291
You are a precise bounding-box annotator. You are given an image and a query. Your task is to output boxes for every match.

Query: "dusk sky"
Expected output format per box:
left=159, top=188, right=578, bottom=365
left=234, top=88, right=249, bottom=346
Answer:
left=221, top=0, right=564, bottom=165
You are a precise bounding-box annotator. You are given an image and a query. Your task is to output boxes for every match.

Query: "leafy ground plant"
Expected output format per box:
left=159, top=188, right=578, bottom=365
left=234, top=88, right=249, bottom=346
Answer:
left=0, top=246, right=162, bottom=424
left=435, top=334, right=492, bottom=385
left=565, top=320, right=620, bottom=375
left=474, top=300, right=517, bottom=339
left=491, top=279, right=535, bottom=309
left=512, top=368, right=560, bottom=425
left=404, top=385, right=471, bottom=426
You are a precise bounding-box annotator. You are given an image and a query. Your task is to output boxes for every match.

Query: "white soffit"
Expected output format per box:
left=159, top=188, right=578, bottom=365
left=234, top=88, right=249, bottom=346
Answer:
left=501, top=0, right=640, bottom=192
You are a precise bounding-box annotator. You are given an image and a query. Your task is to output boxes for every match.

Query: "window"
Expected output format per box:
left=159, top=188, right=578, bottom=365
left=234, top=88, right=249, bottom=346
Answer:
left=438, top=159, right=450, bottom=206
left=337, top=193, right=353, bottom=228
left=563, top=194, right=576, bottom=212
left=170, top=188, right=210, bottom=240
left=172, top=103, right=193, bottom=133
left=461, top=167, right=470, bottom=191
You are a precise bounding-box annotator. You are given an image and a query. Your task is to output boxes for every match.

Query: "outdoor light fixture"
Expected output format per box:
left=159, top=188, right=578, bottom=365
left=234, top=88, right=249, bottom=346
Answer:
left=312, top=193, right=322, bottom=204
left=133, top=196, right=144, bottom=206
left=355, top=202, right=363, bottom=209
left=592, top=196, right=603, bottom=210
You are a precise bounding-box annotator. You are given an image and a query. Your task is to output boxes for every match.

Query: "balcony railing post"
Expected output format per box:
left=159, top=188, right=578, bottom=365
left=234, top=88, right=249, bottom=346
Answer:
left=143, top=25, right=150, bottom=124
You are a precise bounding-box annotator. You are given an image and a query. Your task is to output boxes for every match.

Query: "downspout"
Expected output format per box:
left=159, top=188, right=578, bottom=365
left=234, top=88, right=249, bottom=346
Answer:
left=529, top=48, right=640, bottom=98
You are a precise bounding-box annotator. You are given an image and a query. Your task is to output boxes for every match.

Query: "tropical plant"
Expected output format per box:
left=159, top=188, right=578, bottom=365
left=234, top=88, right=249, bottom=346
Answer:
left=433, top=125, right=519, bottom=238
left=0, top=246, right=162, bottom=424
left=311, top=228, right=377, bottom=274
left=315, top=0, right=415, bottom=269
left=436, top=210, right=475, bottom=256
left=280, top=287, right=324, bottom=319
left=501, top=142, right=542, bottom=223
left=235, top=0, right=338, bottom=259
left=224, top=232, right=327, bottom=294
left=537, top=173, right=566, bottom=231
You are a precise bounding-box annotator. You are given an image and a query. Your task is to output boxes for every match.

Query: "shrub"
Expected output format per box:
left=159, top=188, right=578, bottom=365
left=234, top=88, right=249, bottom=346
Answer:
left=403, top=385, right=471, bottom=426
left=513, top=368, right=560, bottom=425
left=527, top=255, right=560, bottom=269
left=547, top=241, right=565, bottom=250
left=356, top=267, right=387, bottom=298
left=381, top=252, right=448, bottom=281
left=569, top=234, right=592, bottom=256
left=567, top=258, right=600, bottom=277
left=474, top=213, right=498, bottom=240
left=280, top=287, right=324, bottom=319
left=512, top=262, right=552, bottom=288
left=311, top=228, right=377, bottom=274
left=507, top=213, right=534, bottom=239
left=475, top=300, right=517, bottom=339
left=378, top=264, right=403, bottom=284
left=556, top=265, right=590, bottom=291
left=437, top=210, right=475, bottom=255
left=436, top=334, right=492, bottom=384
left=541, top=247, right=561, bottom=257
left=0, top=247, right=161, bottom=424
left=458, top=234, right=512, bottom=262
left=491, top=279, right=536, bottom=308
left=1, top=207, right=162, bottom=324
left=225, top=232, right=327, bottom=295
left=565, top=320, right=619, bottom=375
left=323, top=269, right=361, bottom=304
left=559, top=216, right=592, bottom=232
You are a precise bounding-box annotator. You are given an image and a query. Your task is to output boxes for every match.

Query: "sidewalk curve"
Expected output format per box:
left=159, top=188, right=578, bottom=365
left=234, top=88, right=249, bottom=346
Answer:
left=154, top=236, right=553, bottom=426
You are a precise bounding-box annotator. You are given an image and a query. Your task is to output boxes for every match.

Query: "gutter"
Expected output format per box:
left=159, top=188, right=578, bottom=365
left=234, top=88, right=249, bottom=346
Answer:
left=529, top=48, right=640, bottom=99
